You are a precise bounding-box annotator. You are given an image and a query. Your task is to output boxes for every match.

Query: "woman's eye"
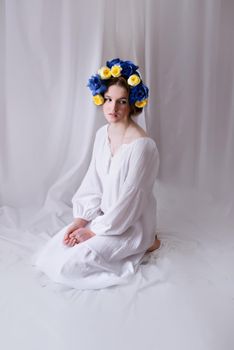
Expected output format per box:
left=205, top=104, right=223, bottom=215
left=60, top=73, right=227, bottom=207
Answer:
left=104, top=98, right=112, bottom=102
left=119, top=100, right=127, bottom=104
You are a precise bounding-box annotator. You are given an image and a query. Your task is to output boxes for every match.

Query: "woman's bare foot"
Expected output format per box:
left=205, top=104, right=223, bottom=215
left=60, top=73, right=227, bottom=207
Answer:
left=146, top=236, right=161, bottom=253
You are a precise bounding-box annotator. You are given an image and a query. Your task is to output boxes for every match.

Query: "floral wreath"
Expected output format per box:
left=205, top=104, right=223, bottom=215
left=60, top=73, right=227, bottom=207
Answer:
left=87, top=58, right=149, bottom=108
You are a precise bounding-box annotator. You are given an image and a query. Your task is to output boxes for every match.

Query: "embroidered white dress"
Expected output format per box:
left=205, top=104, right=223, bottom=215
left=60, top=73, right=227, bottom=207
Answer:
left=35, top=124, right=159, bottom=289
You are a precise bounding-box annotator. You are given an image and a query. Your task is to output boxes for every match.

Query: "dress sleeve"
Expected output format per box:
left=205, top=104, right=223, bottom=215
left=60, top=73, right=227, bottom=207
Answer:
left=72, top=131, right=103, bottom=221
left=90, top=140, right=159, bottom=236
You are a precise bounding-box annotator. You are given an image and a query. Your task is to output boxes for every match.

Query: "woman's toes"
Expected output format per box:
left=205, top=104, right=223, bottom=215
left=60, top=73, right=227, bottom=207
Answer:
left=146, top=238, right=161, bottom=252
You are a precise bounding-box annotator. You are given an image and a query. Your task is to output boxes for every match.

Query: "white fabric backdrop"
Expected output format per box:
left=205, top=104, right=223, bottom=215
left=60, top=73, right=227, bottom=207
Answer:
left=1, top=3, right=234, bottom=349
left=0, top=0, right=234, bottom=228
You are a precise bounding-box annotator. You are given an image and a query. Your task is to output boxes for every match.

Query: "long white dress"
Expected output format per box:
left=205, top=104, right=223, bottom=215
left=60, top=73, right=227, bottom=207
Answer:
left=35, top=124, right=159, bottom=289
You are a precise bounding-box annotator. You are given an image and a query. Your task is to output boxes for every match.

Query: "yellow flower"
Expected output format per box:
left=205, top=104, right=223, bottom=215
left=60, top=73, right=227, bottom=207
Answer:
left=111, top=65, right=122, bottom=77
left=135, top=99, right=148, bottom=108
left=127, top=74, right=141, bottom=86
left=98, top=66, right=112, bottom=79
left=92, top=94, right=104, bottom=105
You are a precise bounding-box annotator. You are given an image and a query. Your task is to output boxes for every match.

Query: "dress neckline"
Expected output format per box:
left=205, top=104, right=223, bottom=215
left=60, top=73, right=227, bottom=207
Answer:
left=106, top=124, right=153, bottom=158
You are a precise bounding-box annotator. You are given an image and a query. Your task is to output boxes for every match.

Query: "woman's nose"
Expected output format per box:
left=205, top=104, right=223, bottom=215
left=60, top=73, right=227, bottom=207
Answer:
left=111, top=101, right=118, bottom=111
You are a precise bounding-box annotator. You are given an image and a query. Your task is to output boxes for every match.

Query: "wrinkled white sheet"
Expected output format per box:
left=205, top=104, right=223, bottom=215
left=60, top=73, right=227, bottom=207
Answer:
left=1, top=184, right=234, bottom=350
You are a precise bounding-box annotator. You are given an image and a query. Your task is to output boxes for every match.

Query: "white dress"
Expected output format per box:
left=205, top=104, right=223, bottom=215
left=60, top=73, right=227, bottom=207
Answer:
left=35, top=124, right=159, bottom=289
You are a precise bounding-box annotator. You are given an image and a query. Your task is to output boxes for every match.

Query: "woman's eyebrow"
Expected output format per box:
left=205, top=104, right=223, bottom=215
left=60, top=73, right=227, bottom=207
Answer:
left=104, top=95, right=127, bottom=100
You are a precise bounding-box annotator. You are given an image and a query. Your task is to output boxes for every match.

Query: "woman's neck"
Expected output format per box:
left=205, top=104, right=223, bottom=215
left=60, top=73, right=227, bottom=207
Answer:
left=108, top=118, right=132, bottom=134
left=107, top=119, right=134, bottom=154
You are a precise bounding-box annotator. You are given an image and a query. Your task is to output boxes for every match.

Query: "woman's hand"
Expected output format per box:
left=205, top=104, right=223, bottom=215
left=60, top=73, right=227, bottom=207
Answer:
left=66, top=228, right=96, bottom=247
left=63, top=218, right=88, bottom=246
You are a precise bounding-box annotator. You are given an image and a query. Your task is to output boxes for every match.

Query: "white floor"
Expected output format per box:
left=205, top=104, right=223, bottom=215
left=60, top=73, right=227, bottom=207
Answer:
left=0, top=184, right=234, bottom=350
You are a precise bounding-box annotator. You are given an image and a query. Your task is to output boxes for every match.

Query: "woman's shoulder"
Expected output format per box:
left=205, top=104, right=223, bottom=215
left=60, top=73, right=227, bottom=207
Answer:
left=127, top=137, right=159, bottom=174
left=129, top=137, right=158, bottom=156
left=94, top=124, right=108, bottom=143
left=126, top=122, right=147, bottom=140
left=96, top=123, right=108, bottom=136
left=126, top=123, right=157, bottom=151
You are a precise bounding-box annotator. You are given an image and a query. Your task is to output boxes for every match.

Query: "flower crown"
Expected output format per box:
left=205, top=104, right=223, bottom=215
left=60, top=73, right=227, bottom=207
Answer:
left=87, top=58, right=149, bottom=108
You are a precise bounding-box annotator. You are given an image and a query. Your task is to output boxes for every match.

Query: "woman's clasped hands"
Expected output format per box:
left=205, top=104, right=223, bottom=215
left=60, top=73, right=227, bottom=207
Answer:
left=63, top=218, right=95, bottom=247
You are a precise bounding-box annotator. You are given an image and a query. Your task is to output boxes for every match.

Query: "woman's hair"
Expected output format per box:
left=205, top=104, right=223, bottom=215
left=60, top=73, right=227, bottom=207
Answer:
left=105, top=77, right=143, bottom=117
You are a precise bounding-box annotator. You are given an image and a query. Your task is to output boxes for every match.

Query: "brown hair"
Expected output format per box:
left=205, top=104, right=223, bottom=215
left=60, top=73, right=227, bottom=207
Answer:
left=104, top=77, right=143, bottom=117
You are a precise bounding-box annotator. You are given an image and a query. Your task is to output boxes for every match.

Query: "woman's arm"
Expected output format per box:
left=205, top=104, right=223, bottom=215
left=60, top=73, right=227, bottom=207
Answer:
left=71, top=130, right=103, bottom=222
left=90, top=141, right=159, bottom=236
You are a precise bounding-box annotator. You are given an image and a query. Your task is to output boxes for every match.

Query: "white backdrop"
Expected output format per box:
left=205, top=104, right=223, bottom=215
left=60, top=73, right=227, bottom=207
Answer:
left=1, top=3, right=234, bottom=350
left=0, top=0, right=234, bottom=227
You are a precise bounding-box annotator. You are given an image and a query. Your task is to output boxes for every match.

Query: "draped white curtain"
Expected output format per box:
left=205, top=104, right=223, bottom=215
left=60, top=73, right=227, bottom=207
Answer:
left=0, top=0, right=234, bottom=230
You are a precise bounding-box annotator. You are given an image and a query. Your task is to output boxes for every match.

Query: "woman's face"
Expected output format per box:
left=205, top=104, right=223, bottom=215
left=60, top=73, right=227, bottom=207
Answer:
left=103, top=85, right=130, bottom=124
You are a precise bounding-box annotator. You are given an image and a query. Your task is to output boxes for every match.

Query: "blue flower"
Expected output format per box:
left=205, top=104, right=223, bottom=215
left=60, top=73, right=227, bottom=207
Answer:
left=106, top=58, right=122, bottom=68
left=129, top=83, right=149, bottom=105
left=120, top=60, right=139, bottom=78
left=106, top=59, right=139, bottom=78
left=87, top=74, right=107, bottom=96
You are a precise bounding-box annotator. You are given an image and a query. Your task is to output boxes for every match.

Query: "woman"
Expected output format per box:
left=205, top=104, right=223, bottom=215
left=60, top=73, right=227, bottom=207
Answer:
left=35, top=58, right=160, bottom=289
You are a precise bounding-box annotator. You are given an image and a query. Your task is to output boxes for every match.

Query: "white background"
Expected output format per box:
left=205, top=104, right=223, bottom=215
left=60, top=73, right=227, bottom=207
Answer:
left=1, top=2, right=234, bottom=350
left=1, top=0, right=233, bottom=226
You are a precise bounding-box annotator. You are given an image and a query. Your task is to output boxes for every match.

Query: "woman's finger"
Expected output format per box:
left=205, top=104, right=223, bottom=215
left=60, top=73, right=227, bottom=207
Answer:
left=63, top=225, right=78, bottom=243
left=66, top=226, right=76, bottom=236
